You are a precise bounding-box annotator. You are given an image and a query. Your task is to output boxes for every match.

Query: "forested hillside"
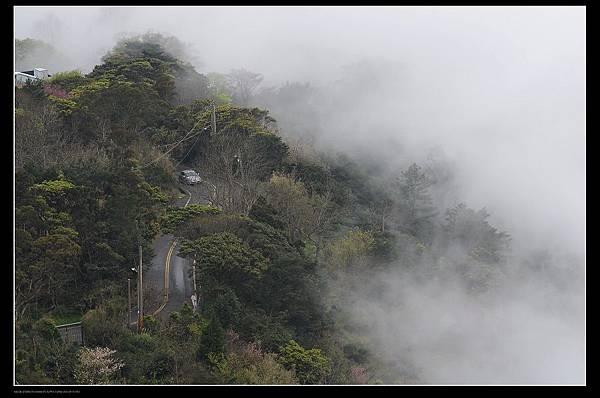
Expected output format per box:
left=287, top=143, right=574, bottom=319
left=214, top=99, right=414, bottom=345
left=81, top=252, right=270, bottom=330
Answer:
left=16, top=34, right=530, bottom=385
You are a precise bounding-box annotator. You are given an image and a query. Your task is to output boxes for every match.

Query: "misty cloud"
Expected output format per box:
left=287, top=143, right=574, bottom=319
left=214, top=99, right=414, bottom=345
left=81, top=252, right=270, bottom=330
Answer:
left=14, top=6, right=585, bottom=384
left=342, top=263, right=584, bottom=384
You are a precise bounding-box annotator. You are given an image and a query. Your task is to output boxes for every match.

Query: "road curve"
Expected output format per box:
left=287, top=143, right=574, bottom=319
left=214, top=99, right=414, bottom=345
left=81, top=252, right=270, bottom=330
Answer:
left=147, top=179, right=213, bottom=321
left=151, top=187, right=192, bottom=318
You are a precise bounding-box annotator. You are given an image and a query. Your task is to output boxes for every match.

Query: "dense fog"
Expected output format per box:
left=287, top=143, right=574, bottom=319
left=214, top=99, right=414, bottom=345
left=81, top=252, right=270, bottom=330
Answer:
left=14, top=6, right=585, bottom=384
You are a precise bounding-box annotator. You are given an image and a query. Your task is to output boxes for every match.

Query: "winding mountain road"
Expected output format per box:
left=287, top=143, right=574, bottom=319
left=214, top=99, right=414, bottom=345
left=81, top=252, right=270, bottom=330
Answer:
left=147, top=175, right=213, bottom=321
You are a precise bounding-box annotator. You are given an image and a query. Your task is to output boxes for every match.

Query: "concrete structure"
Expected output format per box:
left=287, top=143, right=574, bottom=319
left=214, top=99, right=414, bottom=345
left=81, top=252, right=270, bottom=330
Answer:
left=14, top=68, right=51, bottom=87
left=56, top=322, right=84, bottom=345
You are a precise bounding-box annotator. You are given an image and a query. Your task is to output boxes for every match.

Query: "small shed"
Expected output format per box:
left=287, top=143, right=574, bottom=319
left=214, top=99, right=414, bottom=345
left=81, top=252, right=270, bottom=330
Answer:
left=56, top=322, right=84, bottom=345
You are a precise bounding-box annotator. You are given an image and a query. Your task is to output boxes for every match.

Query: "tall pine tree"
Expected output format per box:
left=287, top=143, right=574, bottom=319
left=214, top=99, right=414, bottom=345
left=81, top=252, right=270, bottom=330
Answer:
left=399, top=163, right=437, bottom=242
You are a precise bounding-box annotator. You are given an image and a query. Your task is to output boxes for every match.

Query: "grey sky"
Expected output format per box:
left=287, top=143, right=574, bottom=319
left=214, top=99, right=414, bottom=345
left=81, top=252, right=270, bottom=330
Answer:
left=14, top=6, right=586, bottom=384
left=14, top=6, right=585, bottom=256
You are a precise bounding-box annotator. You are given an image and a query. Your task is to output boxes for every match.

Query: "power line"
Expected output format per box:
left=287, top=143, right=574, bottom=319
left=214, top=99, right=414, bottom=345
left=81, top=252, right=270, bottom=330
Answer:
left=136, top=102, right=217, bottom=170
left=136, top=118, right=207, bottom=170
left=173, top=127, right=204, bottom=169
left=136, top=121, right=200, bottom=169
left=176, top=104, right=216, bottom=170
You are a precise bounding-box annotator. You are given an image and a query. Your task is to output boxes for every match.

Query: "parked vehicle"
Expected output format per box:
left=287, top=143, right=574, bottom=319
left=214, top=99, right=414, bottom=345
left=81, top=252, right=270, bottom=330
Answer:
left=179, top=170, right=202, bottom=185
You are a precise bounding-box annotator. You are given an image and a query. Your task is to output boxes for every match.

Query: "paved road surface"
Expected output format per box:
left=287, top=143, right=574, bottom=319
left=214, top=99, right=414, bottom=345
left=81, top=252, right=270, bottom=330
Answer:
left=147, top=178, right=213, bottom=321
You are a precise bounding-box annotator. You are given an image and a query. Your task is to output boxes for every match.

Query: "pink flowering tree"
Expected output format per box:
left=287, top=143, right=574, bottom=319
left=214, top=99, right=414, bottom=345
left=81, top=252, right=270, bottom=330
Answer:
left=350, top=365, right=369, bottom=384
left=208, top=330, right=299, bottom=384
left=43, top=83, right=71, bottom=100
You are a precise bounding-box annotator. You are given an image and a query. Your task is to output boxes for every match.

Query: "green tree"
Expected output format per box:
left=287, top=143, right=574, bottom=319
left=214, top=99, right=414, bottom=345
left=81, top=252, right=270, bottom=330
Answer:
left=264, top=172, right=336, bottom=260
left=398, top=163, right=437, bottom=242
left=206, top=287, right=242, bottom=330
left=197, top=316, right=225, bottom=361
left=104, top=33, right=210, bottom=104
left=179, top=232, right=268, bottom=298
left=278, top=340, right=332, bottom=384
left=209, top=331, right=298, bottom=384
left=46, top=70, right=87, bottom=91
left=15, top=317, right=66, bottom=384
left=81, top=298, right=127, bottom=347
left=323, top=228, right=375, bottom=272
left=31, top=233, right=81, bottom=310
left=442, top=203, right=510, bottom=264
left=158, top=305, right=206, bottom=383
left=161, top=204, right=221, bottom=235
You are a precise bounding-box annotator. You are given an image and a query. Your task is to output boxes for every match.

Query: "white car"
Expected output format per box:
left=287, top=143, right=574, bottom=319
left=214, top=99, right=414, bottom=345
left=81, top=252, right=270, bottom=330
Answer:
left=178, top=170, right=202, bottom=185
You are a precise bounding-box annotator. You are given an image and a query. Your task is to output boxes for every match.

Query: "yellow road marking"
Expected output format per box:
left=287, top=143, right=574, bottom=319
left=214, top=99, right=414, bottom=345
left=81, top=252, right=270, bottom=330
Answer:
left=154, top=240, right=176, bottom=315
left=153, top=187, right=191, bottom=316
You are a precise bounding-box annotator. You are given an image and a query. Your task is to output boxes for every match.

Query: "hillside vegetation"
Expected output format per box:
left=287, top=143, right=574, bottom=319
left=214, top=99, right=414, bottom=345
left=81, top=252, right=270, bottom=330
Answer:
left=15, top=35, right=512, bottom=384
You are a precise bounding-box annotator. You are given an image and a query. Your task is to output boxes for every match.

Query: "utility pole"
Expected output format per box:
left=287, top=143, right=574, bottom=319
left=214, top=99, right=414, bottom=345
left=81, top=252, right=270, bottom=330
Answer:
left=211, top=103, right=217, bottom=136
left=135, top=217, right=145, bottom=333
left=192, top=255, right=198, bottom=293
left=138, top=242, right=144, bottom=333
left=191, top=255, right=198, bottom=312
left=127, top=278, right=132, bottom=327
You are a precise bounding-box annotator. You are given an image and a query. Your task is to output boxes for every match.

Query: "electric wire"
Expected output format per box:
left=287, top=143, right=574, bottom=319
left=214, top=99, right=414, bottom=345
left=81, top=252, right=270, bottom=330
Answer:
left=136, top=117, right=207, bottom=170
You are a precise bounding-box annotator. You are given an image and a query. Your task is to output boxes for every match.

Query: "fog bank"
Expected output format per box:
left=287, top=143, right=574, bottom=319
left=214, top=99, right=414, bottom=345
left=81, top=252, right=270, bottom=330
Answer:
left=14, top=6, right=585, bottom=384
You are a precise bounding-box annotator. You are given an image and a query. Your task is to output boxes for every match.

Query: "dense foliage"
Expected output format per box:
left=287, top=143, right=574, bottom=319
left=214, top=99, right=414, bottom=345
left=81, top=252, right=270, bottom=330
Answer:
left=15, top=36, right=512, bottom=384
